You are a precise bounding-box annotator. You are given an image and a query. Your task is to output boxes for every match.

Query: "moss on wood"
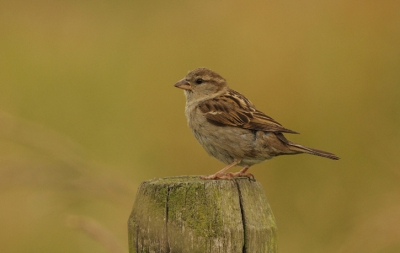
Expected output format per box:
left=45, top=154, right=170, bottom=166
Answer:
left=128, top=176, right=277, bottom=253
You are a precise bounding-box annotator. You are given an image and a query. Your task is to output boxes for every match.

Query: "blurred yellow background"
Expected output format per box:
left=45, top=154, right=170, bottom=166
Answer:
left=1, top=1, right=399, bottom=252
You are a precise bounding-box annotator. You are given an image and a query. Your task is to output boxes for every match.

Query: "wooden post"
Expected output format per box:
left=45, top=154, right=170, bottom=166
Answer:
left=128, top=176, right=277, bottom=253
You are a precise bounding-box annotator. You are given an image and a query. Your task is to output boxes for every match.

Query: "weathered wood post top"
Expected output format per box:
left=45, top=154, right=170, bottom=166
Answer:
left=128, top=176, right=277, bottom=253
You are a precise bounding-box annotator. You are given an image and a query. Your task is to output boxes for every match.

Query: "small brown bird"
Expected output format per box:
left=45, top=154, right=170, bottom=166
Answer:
left=174, top=67, right=339, bottom=180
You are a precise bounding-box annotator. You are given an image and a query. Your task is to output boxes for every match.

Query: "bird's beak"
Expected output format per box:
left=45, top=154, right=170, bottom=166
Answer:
left=174, top=79, right=192, bottom=90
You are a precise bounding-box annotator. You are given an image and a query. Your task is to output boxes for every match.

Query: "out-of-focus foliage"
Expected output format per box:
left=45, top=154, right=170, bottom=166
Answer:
left=1, top=1, right=399, bottom=252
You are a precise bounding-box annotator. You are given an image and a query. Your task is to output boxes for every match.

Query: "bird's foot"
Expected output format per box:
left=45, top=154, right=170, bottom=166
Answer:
left=200, top=160, right=243, bottom=180
left=200, top=173, right=234, bottom=180
left=200, top=172, right=255, bottom=181
left=226, top=171, right=256, bottom=181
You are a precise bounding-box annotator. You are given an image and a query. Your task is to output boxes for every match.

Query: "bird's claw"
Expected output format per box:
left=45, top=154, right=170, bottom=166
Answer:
left=226, top=172, right=256, bottom=181
left=200, top=172, right=255, bottom=181
left=200, top=173, right=234, bottom=180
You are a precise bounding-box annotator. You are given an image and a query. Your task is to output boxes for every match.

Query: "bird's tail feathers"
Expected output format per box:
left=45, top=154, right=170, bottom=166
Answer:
left=288, top=142, right=339, bottom=160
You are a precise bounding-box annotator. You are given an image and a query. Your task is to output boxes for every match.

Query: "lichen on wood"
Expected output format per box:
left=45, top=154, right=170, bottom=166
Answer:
left=128, top=176, right=277, bottom=253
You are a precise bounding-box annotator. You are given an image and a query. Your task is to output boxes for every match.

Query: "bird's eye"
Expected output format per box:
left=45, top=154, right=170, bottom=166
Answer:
left=195, top=78, right=204, bottom=84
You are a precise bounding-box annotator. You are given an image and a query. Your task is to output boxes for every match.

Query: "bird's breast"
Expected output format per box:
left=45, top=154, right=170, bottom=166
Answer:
left=184, top=106, right=272, bottom=165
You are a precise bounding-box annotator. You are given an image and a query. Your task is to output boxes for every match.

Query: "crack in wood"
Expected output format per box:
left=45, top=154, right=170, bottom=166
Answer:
left=135, top=224, right=139, bottom=253
left=234, top=179, right=247, bottom=253
left=165, top=185, right=171, bottom=253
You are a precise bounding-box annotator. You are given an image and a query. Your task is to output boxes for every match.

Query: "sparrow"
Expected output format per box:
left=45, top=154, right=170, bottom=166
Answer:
left=174, top=67, right=339, bottom=180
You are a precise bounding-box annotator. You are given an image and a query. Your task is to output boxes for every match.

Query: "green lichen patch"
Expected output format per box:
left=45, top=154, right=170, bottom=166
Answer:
left=129, top=176, right=277, bottom=253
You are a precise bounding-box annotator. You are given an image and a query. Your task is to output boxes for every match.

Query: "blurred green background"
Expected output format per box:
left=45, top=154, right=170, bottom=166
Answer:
left=1, top=0, right=399, bottom=252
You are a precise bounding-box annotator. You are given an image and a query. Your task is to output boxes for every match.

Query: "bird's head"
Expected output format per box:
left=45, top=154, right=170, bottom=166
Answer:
left=174, top=68, right=228, bottom=101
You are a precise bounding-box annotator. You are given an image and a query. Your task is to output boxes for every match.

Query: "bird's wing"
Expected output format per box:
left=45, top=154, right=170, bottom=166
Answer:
left=198, top=90, right=298, bottom=134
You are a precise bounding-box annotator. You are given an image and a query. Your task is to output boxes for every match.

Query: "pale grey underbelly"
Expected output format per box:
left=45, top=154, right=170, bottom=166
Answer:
left=191, top=124, right=273, bottom=166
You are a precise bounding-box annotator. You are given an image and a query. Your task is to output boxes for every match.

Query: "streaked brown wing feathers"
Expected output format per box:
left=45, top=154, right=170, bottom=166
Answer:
left=198, top=91, right=298, bottom=134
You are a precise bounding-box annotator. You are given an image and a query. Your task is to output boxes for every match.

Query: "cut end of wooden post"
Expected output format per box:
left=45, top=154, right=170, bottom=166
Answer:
left=128, top=176, right=277, bottom=253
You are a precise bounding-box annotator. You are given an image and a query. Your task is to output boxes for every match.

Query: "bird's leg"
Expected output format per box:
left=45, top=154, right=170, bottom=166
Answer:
left=201, top=160, right=241, bottom=180
left=226, top=166, right=255, bottom=181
